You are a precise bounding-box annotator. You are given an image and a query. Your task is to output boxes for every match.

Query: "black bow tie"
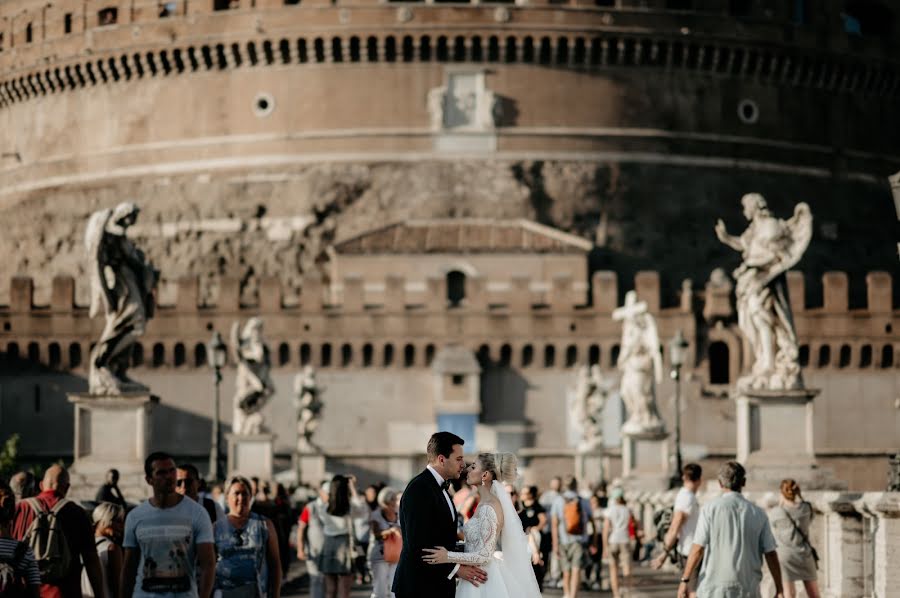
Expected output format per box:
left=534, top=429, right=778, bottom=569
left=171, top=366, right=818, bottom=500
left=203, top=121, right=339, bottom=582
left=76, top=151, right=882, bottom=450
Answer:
left=440, top=480, right=452, bottom=492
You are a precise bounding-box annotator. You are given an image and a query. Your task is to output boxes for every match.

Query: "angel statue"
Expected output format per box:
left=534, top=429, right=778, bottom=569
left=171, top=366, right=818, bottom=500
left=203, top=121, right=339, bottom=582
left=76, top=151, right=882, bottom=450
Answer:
left=230, top=318, right=276, bottom=435
left=572, top=364, right=610, bottom=452
left=613, top=291, right=665, bottom=436
left=293, top=366, right=324, bottom=453
left=715, top=193, right=812, bottom=391
left=85, top=203, right=159, bottom=395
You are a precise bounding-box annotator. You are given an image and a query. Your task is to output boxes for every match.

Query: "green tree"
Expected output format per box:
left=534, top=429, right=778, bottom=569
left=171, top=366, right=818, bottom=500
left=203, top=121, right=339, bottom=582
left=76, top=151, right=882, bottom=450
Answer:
left=0, top=434, right=20, bottom=477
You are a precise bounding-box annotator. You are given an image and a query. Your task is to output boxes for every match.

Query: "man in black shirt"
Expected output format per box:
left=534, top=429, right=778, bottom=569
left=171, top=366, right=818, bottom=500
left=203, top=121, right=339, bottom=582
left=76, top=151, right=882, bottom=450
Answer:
left=519, top=485, right=549, bottom=590
left=95, top=468, right=127, bottom=508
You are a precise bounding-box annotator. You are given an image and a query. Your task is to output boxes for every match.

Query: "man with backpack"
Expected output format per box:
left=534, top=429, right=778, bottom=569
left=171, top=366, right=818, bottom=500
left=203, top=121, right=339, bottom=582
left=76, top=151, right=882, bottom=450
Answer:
left=550, top=476, right=594, bottom=598
left=12, top=465, right=106, bottom=598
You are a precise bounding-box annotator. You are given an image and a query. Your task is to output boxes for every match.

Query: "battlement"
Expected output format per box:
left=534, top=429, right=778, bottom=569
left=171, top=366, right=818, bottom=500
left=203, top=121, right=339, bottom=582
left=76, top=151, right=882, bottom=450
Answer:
left=2, top=270, right=895, bottom=315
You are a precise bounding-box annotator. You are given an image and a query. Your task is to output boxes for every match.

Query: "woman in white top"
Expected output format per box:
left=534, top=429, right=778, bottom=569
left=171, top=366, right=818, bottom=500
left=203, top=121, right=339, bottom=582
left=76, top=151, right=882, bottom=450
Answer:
left=318, top=474, right=369, bottom=598
left=82, top=501, right=125, bottom=598
left=603, top=488, right=633, bottom=598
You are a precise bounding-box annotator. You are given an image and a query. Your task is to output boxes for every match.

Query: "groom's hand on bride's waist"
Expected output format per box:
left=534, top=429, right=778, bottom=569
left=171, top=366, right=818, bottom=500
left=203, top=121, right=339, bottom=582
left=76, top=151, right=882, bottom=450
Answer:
left=456, top=565, right=488, bottom=587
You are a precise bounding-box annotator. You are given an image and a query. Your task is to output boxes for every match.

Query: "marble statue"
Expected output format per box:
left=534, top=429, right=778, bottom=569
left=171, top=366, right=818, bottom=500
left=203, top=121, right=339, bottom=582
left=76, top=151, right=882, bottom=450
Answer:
left=85, top=203, right=159, bottom=395
left=427, top=86, right=447, bottom=131
left=230, top=318, right=276, bottom=435
left=293, top=366, right=323, bottom=452
left=613, top=291, right=665, bottom=436
left=715, top=193, right=812, bottom=391
left=572, top=364, right=610, bottom=452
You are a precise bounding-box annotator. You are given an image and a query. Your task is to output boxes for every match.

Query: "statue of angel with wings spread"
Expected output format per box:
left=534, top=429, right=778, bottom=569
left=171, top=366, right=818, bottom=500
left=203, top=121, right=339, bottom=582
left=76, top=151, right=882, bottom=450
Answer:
left=85, top=203, right=159, bottom=395
left=230, top=318, right=276, bottom=435
left=715, top=193, right=812, bottom=391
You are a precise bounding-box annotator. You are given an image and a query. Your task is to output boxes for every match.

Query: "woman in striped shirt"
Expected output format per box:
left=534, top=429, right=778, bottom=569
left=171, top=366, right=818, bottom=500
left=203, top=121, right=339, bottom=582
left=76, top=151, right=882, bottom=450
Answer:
left=0, top=482, right=41, bottom=598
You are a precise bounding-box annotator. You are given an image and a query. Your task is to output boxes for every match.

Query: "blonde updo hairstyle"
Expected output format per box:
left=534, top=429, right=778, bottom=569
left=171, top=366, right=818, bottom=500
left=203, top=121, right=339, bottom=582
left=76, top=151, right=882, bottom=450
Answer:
left=477, top=452, right=518, bottom=485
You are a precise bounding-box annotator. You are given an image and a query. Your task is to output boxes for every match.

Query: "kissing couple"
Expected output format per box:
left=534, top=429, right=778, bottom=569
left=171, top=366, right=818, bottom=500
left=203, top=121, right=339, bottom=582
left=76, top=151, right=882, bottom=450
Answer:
left=391, top=431, right=542, bottom=598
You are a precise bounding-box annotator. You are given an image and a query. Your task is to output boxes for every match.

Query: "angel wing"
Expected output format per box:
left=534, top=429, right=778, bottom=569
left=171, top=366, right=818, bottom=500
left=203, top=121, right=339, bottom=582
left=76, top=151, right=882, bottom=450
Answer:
left=229, top=320, right=242, bottom=365
left=644, top=315, right=664, bottom=384
left=85, top=209, right=114, bottom=319
left=766, top=202, right=812, bottom=284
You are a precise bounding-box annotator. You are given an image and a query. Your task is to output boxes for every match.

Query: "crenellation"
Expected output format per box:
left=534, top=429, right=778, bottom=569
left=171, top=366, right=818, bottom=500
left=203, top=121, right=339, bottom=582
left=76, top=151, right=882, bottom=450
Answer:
left=176, top=276, right=199, bottom=311
left=823, top=271, right=849, bottom=313
left=466, top=276, right=488, bottom=310
left=300, top=276, right=324, bottom=313
left=634, top=271, right=660, bottom=313
left=866, top=271, right=892, bottom=314
left=51, top=276, right=75, bottom=313
left=259, top=276, right=282, bottom=312
left=592, top=271, right=618, bottom=313
left=510, top=276, right=532, bottom=311
left=550, top=273, right=575, bottom=310
left=384, top=275, right=405, bottom=310
left=341, top=275, right=365, bottom=312
left=425, top=277, right=445, bottom=310
left=217, top=276, right=241, bottom=311
left=10, top=276, right=33, bottom=313
left=787, top=270, right=806, bottom=312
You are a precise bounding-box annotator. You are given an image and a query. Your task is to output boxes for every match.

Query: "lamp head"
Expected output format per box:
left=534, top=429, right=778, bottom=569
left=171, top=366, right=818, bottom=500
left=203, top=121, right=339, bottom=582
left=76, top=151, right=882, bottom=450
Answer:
left=208, top=331, right=227, bottom=369
left=669, top=329, right=688, bottom=369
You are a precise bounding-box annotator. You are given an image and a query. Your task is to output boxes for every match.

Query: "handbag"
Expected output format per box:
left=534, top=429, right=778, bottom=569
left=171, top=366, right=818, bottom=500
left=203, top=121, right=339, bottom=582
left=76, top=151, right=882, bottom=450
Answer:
left=383, top=528, right=402, bottom=564
left=783, top=503, right=820, bottom=569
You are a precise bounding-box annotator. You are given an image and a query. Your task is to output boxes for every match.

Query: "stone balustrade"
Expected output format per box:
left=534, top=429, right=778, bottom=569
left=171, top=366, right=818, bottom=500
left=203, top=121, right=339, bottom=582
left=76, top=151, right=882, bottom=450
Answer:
left=622, top=488, right=900, bottom=598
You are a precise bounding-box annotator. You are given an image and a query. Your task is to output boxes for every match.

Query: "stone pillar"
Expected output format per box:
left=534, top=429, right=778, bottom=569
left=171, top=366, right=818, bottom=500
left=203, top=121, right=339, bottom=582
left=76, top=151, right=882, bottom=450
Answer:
left=621, top=430, right=670, bottom=491
left=67, top=392, right=159, bottom=502
left=294, top=450, right=327, bottom=486
left=227, top=433, right=275, bottom=480
left=821, top=494, right=865, bottom=598
left=575, top=450, right=604, bottom=487
left=866, top=493, right=900, bottom=598
left=736, top=388, right=845, bottom=490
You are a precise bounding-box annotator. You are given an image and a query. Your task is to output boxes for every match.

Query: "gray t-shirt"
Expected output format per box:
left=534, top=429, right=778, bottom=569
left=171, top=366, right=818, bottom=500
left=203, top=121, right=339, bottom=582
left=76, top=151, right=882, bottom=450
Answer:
left=551, top=491, right=592, bottom=545
left=124, top=496, right=215, bottom=598
left=693, top=492, right=777, bottom=598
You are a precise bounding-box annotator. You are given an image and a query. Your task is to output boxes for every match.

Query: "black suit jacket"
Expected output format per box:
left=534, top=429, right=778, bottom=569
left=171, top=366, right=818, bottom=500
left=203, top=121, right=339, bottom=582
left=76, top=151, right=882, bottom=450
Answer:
left=392, top=469, right=459, bottom=598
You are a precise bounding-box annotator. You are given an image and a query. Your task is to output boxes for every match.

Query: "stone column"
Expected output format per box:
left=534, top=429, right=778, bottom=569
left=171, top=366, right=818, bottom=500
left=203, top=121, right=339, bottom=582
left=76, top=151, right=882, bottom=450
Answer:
left=863, top=493, right=900, bottom=598
left=820, top=493, right=865, bottom=598
left=67, top=392, right=159, bottom=502
left=227, top=433, right=276, bottom=480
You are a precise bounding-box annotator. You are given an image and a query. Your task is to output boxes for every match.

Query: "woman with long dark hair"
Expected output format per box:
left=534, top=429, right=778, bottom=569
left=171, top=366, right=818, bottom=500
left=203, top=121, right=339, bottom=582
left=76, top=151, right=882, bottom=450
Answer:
left=319, top=474, right=368, bottom=598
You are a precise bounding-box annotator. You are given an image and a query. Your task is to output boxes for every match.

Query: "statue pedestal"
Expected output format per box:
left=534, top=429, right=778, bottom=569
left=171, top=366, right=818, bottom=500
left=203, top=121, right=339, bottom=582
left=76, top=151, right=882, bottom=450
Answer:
left=736, top=388, right=845, bottom=490
left=622, top=430, right=670, bottom=491
left=67, top=392, right=159, bottom=502
left=227, top=433, right=275, bottom=480
left=575, top=450, right=604, bottom=487
left=294, top=451, right=327, bottom=486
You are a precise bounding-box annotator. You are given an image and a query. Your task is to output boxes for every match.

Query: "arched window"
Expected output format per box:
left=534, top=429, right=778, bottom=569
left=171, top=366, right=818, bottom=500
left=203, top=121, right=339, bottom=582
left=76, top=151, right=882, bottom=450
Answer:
left=48, top=343, right=61, bottom=369
left=500, top=344, right=512, bottom=367
left=321, top=343, right=332, bottom=367
left=341, top=343, right=353, bottom=367
left=383, top=344, right=394, bottom=367
left=544, top=345, right=555, bottom=368
left=131, top=343, right=144, bottom=367
left=363, top=343, right=374, bottom=367
left=28, top=342, right=40, bottom=364
left=152, top=343, right=165, bottom=367
left=521, top=344, right=534, bottom=367
left=588, top=344, right=601, bottom=366
left=565, top=345, right=578, bottom=367
left=300, top=343, right=312, bottom=366
left=859, top=345, right=872, bottom=368
left=799, top=344, right=810, bottom=367
left=69, top=343, right=82, bottom=369
left=194, top=343, right=207, bottom=368
left=881, top=344, right=894, bottom=368
left=425, top=344, right=436, bottom=366
left=447, top=271, right=466, bottom=307
left=838, top=344, right=851, bottom=368
left=5, top=343, right=19, bottom=361
left=404, top=344, right=416, bottom=368
left=708, top=341, right=730, bottom=384
left=611, top=344, right=620, bottom=367
left=477, top=344, right=491, bottom=367
left=817, top=345, right=831, bottom=367
left=174, top=343, right=186, bottom=367
left=279, top=342, right=291, bottom=366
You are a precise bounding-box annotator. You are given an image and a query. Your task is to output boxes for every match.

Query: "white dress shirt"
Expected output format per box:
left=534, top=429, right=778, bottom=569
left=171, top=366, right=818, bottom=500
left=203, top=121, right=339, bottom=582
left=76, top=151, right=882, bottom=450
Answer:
left=426, top=465, right=461, bottom=579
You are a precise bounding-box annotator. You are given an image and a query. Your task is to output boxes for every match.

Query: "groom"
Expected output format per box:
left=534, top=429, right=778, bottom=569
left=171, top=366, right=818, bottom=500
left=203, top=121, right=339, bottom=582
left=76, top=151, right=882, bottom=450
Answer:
left=392, top=432, right=488, bottom=598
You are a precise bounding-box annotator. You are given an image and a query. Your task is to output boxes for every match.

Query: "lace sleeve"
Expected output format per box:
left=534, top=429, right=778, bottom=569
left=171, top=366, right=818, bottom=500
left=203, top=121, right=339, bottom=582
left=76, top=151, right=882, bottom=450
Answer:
left=445, top=506, right=499, bottom=566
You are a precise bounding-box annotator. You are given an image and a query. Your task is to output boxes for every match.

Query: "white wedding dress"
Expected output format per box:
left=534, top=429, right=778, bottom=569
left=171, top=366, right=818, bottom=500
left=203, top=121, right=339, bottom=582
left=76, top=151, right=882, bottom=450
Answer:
left=445, top=481, right=542, bottom=598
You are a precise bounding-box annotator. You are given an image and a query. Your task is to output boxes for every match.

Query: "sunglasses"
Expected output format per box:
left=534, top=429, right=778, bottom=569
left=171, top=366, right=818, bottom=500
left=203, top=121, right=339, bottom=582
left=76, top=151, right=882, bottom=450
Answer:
left=175, top=479, right=195, bottom=487
left=233, top=528, right=245, bottom=547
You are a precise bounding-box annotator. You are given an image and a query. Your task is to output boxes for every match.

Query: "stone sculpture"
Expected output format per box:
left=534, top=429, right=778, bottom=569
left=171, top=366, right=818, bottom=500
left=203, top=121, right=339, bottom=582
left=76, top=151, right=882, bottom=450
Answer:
left=230, top=318, right=276, bottom=435
left=715, top=193, right=812, bottom=391
left=85, top=203, right=159, bottom=395
left=613, top=291, right=665, bottom=436
left=293, top=366, right=323, bottom=452
left=572, top=364, right=609, bottom=451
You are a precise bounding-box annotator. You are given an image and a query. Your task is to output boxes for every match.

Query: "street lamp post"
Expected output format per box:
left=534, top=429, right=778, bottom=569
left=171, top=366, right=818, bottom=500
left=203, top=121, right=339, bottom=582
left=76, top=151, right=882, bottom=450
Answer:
left=207, top=331, right=227, bottom=482
left=668, top=329, right=689, bottom=488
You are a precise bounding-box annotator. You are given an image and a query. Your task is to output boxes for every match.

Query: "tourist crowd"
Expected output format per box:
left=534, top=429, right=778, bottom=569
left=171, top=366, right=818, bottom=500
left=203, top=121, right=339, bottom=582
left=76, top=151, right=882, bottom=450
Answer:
left=0, top=455, right=818, bottom=598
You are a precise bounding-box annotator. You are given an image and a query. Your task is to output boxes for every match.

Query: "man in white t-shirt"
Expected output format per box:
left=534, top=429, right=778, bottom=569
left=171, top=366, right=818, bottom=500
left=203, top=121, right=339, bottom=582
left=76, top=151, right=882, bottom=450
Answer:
left=602, top=487, right=632, bottom=598
left=652, top=463, right=703, bottom=595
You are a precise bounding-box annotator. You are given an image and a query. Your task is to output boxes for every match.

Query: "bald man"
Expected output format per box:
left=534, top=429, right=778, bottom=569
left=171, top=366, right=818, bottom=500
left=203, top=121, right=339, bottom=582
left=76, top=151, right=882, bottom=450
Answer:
left=13, top=465, right=106, bottom=598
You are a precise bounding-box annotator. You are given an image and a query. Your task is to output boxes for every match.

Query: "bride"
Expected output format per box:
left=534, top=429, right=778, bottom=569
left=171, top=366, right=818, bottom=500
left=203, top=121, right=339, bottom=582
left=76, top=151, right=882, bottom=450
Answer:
left=422, top=453, right=542, bottom=598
